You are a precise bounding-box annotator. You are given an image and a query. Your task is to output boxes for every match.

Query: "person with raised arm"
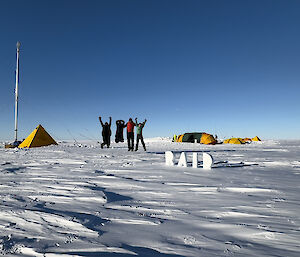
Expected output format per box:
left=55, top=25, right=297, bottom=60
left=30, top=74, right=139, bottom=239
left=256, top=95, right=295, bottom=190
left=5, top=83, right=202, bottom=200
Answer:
left=99, top=116, right=112, bottom=148
left=125, top=118, right=136, bottom=151
left=135, top=118, right=147, bottom=151
left=115, top=120, right=126, bottom=143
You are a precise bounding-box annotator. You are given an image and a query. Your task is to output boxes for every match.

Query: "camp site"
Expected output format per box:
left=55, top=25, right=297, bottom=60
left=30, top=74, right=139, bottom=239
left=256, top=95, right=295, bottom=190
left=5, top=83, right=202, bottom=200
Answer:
left=1, top=137, right=300, bottom=256
left=1, top=1, right=300, bottom=256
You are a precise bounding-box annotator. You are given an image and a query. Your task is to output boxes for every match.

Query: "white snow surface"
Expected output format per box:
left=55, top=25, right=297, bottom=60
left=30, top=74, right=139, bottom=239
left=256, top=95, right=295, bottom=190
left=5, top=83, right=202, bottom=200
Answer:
left=0, top=138, right=299, bottom=256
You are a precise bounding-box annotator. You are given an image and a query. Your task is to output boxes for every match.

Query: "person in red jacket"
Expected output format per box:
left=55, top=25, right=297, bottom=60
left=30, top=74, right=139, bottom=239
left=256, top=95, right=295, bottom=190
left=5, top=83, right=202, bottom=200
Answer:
left=125, top=118, right=136, bottom=151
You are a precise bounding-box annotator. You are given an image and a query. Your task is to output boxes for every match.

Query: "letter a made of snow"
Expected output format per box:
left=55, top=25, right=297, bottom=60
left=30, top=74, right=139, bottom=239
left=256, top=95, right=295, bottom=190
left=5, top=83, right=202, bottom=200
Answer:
left=178, top=152, right=187, bottom=167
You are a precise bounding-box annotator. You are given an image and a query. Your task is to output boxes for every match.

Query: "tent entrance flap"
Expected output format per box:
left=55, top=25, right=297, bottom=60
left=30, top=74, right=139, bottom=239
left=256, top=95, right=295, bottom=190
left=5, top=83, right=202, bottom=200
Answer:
left=182, top=133, right=203, bottom=143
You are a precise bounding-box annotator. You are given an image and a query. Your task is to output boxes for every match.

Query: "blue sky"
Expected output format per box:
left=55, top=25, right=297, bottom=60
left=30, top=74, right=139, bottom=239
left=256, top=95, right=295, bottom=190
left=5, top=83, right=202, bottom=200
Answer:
left=1, top=0, right=300, bottom=141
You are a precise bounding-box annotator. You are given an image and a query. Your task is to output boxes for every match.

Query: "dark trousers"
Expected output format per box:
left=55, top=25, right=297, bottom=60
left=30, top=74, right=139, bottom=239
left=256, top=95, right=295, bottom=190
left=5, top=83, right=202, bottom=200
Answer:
left=127, top=132, right=134, bottom=150
left=101, top=134, right=110, bottom=148
left=136, top=134, right=146, bottom=151
left=115, top=129, right=124, bottom=143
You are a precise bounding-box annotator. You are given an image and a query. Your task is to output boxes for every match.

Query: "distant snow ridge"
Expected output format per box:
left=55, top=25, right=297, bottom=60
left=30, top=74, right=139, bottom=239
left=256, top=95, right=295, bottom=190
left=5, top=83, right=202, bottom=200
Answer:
left=144, top=137, right=171, bottom=142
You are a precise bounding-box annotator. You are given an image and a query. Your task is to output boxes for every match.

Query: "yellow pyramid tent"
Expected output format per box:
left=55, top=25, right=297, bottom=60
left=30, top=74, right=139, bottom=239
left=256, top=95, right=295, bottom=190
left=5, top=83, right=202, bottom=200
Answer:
left=18, top=124, right=58, bottom=148
left=252, top=136, right=261, bottom=141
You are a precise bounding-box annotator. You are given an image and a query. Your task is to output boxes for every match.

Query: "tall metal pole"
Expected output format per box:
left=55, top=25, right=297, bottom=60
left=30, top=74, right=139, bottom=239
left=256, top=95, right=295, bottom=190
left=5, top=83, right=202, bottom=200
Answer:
left=14, top=41, right=21, bottom=142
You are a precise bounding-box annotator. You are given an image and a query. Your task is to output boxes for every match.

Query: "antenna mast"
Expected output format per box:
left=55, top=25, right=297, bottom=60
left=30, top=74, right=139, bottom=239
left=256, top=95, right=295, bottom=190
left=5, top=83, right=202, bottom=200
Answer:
left=14, top=41, right=21, bottom=142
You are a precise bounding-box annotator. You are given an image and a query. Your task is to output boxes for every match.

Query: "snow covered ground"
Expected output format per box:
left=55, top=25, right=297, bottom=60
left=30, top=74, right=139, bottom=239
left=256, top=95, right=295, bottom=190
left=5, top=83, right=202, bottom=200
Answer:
left=0, top=138, right=299, bottom=256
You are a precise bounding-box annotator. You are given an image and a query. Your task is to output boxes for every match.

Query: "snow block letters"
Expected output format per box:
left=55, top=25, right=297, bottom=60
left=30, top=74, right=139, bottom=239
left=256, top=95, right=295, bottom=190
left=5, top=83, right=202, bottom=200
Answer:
left=165, top=151, right=214, bottom=169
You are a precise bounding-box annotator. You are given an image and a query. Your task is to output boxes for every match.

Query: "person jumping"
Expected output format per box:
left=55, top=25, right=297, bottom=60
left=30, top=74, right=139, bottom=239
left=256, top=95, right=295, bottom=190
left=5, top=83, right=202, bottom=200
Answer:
left=125, top=118, right=136, bottom=151
left=135, top=118, right=147, bottom=151
left=115, top=120, right=126, bottom=143
left=99, top=116, right=112, bottom=148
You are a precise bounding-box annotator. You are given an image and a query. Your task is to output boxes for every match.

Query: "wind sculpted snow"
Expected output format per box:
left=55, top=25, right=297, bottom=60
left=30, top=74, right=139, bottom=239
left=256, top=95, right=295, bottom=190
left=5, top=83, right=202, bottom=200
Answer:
left=0, top=139, right=299, bottom=256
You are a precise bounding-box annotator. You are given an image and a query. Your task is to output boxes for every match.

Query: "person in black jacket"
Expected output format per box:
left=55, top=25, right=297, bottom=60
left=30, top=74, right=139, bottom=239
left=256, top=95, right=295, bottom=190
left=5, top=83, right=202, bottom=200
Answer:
left=115, top=120, right=126, bottom=143
left=99, top=116, right=112, bottom=148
